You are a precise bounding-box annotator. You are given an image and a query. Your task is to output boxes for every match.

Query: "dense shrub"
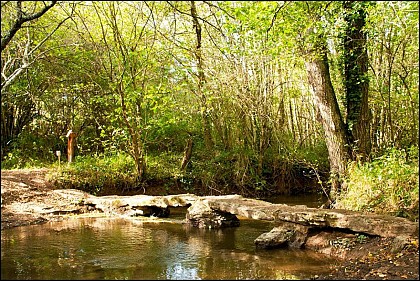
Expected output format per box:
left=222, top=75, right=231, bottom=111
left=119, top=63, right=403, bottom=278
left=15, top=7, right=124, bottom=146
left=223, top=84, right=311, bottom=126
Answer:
left=48, top=152, right=136, bottom=195
left=1, top=132, right=64, bottom=169
left=335, top=147, right=419, bottom=221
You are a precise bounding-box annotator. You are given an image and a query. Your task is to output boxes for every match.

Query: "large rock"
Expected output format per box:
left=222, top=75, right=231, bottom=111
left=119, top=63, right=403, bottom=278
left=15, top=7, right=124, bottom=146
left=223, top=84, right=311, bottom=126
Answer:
left=186, top=198, right=240, bottom=228
left=83, top=194, right=198, bottom=217
left=255, top=228, right=295, bottom=249
left=203, top=196, right=419, bottom=239
left=254, top=222, right=309, bottom=249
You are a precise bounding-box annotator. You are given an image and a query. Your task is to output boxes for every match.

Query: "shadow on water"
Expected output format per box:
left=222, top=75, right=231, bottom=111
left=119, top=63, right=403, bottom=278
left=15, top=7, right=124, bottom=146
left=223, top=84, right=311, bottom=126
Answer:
left=1, top=208, right=337, bottom=280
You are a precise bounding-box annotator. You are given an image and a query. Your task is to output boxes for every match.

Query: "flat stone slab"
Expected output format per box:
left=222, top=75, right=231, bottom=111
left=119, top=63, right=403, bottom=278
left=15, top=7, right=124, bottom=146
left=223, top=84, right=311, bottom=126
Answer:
left=83, top=193, right=199, bottom=217
left=200, top=196, right=419, bottom=239
left=21, top=189, right=417, bottom=240
left=84, top=193, right=198, bottom=208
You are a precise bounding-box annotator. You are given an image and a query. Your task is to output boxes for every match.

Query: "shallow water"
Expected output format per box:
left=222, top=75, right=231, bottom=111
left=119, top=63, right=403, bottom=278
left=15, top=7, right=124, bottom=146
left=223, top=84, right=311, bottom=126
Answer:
left=1, top=208, right=337, bottom=280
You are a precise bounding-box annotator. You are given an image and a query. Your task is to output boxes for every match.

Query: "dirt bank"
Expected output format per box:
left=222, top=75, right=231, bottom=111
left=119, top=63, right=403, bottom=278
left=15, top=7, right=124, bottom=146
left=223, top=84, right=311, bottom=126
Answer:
left=1, top=168, right=418, bottom=280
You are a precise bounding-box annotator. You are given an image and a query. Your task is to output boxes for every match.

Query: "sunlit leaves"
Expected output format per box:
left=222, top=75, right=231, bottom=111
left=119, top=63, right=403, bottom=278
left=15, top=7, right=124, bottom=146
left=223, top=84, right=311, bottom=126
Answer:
left=1, top=1, right=417, bottom=197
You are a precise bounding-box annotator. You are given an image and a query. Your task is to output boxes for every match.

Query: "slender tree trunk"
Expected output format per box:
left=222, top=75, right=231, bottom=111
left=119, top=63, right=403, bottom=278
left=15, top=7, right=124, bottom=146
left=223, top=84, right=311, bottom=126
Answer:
left=289, top=100, right=295, bottom=141
left=180, top=137, right=193, bottom=171
left=304, top=37, right=351, bottom=202
left=190, top=1, right=213, bottom=150
left=66, top=131, right=77, bottom=163
left=380, top=106, right=386, bottom=150
left=118, top=84, right=145, bottom=180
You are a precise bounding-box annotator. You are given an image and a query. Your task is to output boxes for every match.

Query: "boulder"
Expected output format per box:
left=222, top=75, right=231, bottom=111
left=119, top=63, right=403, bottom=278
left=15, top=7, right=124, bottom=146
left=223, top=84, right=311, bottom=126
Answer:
left=186, top=198, right=240, bottom=228
left=255, top=222, right=309, bottom=249
left=83, top=194, right=197, bottom=217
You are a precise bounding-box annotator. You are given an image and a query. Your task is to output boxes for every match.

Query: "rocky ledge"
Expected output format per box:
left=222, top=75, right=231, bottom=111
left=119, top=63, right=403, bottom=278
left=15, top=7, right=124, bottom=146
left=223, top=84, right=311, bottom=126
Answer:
left=186, top=196, right=418, bottom=251
left=2, top=188, right=418, bottom=254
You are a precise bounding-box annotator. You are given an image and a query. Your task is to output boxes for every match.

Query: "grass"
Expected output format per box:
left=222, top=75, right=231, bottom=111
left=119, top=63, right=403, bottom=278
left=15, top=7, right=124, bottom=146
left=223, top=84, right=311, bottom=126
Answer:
left=335, top=147, right=419, bottom=221
left=48, top=152, right=137, bottom=195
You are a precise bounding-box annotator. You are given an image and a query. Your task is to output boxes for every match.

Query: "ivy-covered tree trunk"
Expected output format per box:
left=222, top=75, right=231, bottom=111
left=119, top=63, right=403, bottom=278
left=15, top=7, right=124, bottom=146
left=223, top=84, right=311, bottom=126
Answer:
left=180, top=137, right=193, bottom=171
left=343, top=1, right=371, bottom=161
left=304, top=34, right=352, bottom=202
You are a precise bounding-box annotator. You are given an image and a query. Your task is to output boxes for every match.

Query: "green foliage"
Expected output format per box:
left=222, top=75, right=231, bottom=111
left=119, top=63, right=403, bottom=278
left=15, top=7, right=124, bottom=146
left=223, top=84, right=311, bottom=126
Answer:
left=365, top=1, right=419, bottom=150
left=189, top=147, right=241, bottom=192
left=335, top=147, right=419, bottom=221
left=356, top=234, right=368, bottom=244
left=1, top=1, right=418, bottom=211
left=145, top=151, right=183, bottom=181
left=50, top=152, right=136, bottom=195
left=1, top=132, right=63, bottom=169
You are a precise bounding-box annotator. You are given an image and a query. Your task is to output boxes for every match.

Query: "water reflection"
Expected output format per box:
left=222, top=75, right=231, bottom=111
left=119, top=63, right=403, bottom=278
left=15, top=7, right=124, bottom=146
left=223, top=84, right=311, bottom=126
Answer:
left=1, top=216, right=337, bottom=280
left=165, top=263, right=200, bottom=280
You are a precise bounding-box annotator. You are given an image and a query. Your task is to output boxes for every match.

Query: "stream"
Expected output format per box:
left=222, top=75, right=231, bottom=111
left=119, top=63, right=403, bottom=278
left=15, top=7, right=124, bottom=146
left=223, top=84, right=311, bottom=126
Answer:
left=1, top=194, right=337, bottom=280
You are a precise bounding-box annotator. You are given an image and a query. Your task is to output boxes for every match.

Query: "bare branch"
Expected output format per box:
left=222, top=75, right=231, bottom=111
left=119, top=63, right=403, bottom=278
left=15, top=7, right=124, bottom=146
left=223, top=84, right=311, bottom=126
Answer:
left=1, top=8, right=73, bottom=90
left=266, top=2, right=289, bottom=37
left=202, top=1, right=236, bottom=20
left=165, top=1, right=222, bottom=33
left=1, top=1, right=57, bottom=52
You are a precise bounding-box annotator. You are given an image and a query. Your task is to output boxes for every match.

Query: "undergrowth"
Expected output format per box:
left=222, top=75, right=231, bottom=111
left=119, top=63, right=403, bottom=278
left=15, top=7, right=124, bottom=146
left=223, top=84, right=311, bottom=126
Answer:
left=335, top=147, right=419, bottom=221
left=48, top=152, right=136, bottom=195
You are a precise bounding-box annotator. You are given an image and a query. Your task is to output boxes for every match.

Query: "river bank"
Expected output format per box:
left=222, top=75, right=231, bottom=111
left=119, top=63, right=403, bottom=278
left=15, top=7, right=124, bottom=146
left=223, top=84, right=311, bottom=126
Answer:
left=1, top=168, right=418, bottom=280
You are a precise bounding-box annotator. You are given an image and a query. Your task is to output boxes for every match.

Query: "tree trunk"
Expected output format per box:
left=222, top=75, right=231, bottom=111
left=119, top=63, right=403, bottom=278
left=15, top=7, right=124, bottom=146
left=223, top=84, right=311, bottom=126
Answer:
left=180, top=137, right=193, bottom=171
left=343, top=1, right=371, bottom=161
left=304, top=39, right=351, bottom=202
left=118, top=84, right=145, bottom=180
left=1, top=96, right=36, bottom=160
left=66, top=130, right=77, bottom=163
left=190, top=1, right=213, bottom=151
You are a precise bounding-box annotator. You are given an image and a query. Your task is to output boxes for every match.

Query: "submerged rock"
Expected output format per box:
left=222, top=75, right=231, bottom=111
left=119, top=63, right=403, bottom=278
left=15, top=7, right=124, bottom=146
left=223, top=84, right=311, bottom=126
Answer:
left=255, top=222, right=309, bottom=249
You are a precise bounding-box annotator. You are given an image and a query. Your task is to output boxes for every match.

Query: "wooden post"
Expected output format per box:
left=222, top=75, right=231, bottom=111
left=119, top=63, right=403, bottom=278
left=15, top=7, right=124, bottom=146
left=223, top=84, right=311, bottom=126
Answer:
left=66, top=130, right=77, bottom=163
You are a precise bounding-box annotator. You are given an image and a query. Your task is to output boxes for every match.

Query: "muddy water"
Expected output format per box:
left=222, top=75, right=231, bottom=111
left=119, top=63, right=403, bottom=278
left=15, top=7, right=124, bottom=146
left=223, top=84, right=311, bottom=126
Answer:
left=1, top=207, right=337, bottom=280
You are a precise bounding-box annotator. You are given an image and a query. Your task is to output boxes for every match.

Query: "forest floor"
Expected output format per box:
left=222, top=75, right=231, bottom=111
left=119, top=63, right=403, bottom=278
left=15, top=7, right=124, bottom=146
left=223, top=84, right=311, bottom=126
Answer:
left=1, top=168, right=418, bottom=280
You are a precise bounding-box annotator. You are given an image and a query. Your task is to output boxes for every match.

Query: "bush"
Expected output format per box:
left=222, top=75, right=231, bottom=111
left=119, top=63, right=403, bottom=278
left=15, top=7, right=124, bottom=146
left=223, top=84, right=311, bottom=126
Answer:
left=145, top=151, right=184, bottom=180
left=1, top=132, right=64, bottom=169
left=335, top=147, right=419, bottom=221
left=49, top=152, right=136, bottom=195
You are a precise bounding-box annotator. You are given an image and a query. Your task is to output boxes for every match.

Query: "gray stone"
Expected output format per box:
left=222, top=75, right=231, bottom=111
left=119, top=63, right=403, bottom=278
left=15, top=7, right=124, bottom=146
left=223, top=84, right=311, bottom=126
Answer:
left=255, top=222, right=309, bottom=249
left=186, top=198, right=240, bottom=228
left=390, top=236, right=411, bottom=253
left=202, top=196, right=418, bottom=239
left=255, top=228, right=293, bottom=249
left=83, top=194, right=198, bottom=217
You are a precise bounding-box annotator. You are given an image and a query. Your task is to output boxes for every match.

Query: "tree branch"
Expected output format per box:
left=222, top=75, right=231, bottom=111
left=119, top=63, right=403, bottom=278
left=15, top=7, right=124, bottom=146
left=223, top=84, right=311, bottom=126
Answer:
left=165, top=1, right=222, bottom=33
left=1, top=9, right=72, bottom=90
left=1, top=1, right=57, bottom=52
left=266, top=2, right=289, bottom=37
